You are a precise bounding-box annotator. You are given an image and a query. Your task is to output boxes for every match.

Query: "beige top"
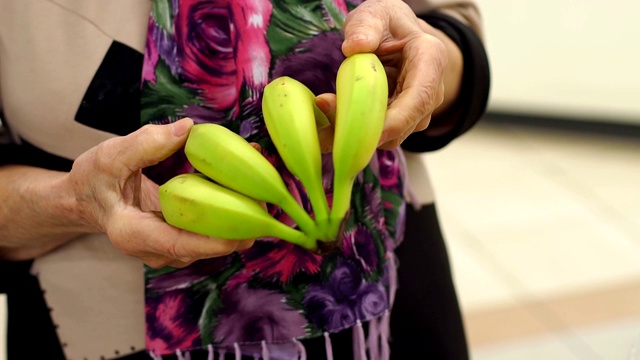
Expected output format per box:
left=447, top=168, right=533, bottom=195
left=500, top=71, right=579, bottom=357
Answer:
left=0, top=1, right=482, bottom=358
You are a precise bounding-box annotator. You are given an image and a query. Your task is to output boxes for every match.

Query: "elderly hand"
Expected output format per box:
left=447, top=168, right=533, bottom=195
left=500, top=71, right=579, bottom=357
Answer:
left=317, top=0, right=463, bottom=151
left=67, top=118, right=254, bottom=268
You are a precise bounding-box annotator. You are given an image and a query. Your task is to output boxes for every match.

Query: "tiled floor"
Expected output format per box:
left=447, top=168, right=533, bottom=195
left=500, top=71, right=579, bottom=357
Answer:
left=423, top=118, right=640, bottom=359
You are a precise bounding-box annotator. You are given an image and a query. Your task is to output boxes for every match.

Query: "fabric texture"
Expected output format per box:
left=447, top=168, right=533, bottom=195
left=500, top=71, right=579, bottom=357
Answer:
left=141, top=0, right=406, bottom=356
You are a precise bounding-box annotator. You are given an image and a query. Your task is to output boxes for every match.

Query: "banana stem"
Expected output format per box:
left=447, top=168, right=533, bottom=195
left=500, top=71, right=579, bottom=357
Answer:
left=280, top=197, right=320, bottom=240
left=306, top=183, right=331, bottom=241
left=273, top=224, right=318, bottom=251
left=328, top=175, right=355, bottom=241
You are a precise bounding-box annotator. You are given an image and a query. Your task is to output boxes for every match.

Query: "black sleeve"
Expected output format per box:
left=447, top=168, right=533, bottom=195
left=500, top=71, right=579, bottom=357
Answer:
left=401, top=12, right=491, bottom=153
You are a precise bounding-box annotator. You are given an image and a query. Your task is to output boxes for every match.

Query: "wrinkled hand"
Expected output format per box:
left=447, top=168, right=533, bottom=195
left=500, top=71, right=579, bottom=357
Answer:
left=317, top=0, right=454, bottom=151
left=66, top=118, right=254, bottom=268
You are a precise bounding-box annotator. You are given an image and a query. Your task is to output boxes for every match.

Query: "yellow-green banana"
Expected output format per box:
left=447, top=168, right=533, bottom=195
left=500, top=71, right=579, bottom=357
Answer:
left=159, top=173, right=317, bottom=251
left=262, top=76, right=332, bottom=241
left=329, top=53, right=388, bottom=240
left=184, top=123, right=317, bottom=238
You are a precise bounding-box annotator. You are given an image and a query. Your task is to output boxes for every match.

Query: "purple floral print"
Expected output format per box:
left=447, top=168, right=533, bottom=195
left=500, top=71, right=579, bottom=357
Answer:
left=141, top=0, right=406, bottom=355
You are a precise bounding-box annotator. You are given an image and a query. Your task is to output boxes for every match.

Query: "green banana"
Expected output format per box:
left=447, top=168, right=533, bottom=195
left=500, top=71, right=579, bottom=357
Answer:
left=159, top=173, right=317, bottom=251
left=328, top=53, right=389, bottom=240
left=262, top=76, right=332, bottom=241
left=184, top=123, right=318, bottom=238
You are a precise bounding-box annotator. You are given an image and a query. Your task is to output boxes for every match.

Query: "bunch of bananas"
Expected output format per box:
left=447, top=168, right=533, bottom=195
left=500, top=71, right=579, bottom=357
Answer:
left=159, top=53, right=388, bottom=252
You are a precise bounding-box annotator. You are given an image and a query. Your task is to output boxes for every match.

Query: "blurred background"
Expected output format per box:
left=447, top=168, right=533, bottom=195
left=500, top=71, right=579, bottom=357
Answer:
left=423, top=0, right=640, bottom=359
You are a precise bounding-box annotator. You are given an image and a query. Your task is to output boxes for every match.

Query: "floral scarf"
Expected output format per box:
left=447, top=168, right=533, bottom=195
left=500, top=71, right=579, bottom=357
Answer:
left=141, top=0, right=407, bottom=358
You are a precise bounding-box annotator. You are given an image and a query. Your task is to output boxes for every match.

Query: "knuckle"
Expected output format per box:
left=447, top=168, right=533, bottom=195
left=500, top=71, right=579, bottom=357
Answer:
left=416, top=34, right=448, bottom=71
left=164, top=240, right=184, bottom=260
left=414, top=117, right=431, bottom=132
left=168, top=260, right=194, bottom=269
left=137, top=123, right=157, bottom=137
left=146, top=258, right=171, bottom=269
left=391, top=138, right=404, bottom=148
left=422, top=33, right=447, bottom=57
left=92, top=142, right=115, bottom=171
left=385, top=120, right=405, bottom=138
left=380, top=136, right=404, bottom=150
left=216, top=240, right=240, bottom=256
left=416, top=88, right=436, bottom=112
left=135, top=123, right=165, bottom=147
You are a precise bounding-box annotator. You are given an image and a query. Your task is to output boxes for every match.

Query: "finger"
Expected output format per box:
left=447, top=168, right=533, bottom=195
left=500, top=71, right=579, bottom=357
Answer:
left=342, top=1, right=419, bottom=56
left=316, top=93, right=337, bottom=124
left=237, top=239, right=256, bottom=251
left=378, top=126, right=413, bottom=150
left=378, top=104, right=429, bottom=149
left=108, top=209, right=243, bottom=262
left=378, top=114, right=431, bottom=150
left=414, top=114, right=432, bottom=133
left=315, top=94, right=337, bottom=153
left=139, top=175, right=161, bottom=212
left=249, top=142, right=263, bottom=153
left=342, top=2, right=388, bottom=56
left=380, top=36, right=446, bottom=146
left=108, top=117, right=194, bottom=175
left=141, top=255, right=194, bottom=269
left=121, top=169, right=142, bottom=207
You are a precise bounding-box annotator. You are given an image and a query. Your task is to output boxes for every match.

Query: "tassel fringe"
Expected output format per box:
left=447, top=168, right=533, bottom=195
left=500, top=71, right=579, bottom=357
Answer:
left=293, top=337, right=307, bottom=360
left=148, top=253, right=397, bottom=360
left=324, top=332, right=334, bottom=360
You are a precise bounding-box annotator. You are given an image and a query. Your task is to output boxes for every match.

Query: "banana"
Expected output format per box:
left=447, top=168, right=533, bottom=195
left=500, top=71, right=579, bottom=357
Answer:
left=328, top=53, right=388, bottom=240
left=262, top=76, right=332, bottom=241
left=159, top=173, right=317, bottom=251
left=184, top=123, right=318, bottom=238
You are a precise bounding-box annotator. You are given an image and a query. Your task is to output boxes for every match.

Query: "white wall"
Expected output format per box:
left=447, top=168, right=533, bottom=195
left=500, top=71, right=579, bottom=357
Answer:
left=477, top=0, right=640, bottom=124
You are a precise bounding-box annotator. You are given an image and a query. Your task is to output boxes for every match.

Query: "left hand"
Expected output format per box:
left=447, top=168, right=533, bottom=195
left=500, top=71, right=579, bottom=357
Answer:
left=316, top=0, right=462, bottom=151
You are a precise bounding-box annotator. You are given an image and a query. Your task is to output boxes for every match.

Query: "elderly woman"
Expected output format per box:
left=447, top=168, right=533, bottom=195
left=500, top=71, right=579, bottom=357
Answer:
left=0, top=0, right=489, bottom=359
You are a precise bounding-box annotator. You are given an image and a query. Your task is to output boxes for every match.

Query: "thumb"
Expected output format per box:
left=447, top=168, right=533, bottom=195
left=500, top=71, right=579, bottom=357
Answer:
left=342, top=4, right=387, bottom=56
left=112, top=118, right=194, bottom=174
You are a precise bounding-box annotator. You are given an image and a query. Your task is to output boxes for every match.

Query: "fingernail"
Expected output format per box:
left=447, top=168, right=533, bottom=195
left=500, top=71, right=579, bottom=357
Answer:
left=172, top=118, right=193, bottom=137
left=315, top=97, right=330, bottom=115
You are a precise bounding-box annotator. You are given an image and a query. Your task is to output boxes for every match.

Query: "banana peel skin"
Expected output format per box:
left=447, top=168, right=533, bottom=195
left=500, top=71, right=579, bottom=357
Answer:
left=328, top=53, right=388, bottom=241
left=184, top=123, right=319, bottom=240
left=262, top=76, right=332, bottom=242
left=159, top=173, right=317, bottom=251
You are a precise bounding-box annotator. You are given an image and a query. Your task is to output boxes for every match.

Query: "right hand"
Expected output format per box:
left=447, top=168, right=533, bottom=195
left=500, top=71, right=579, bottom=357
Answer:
left=67, top=118, right=254, bottom=268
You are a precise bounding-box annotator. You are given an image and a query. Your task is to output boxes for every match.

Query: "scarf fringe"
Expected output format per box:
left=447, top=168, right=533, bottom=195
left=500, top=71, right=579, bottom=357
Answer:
left=353, top=320, right=368, bottom=360
left=148, top=320, right=391, bottom=360
left=261, top=340, right=270, bottom=360
left=324, top=332, right=334, bottom=360
left=293, top=337, right=307, bottom=360
left=149, top=251, right=398, bottom=360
